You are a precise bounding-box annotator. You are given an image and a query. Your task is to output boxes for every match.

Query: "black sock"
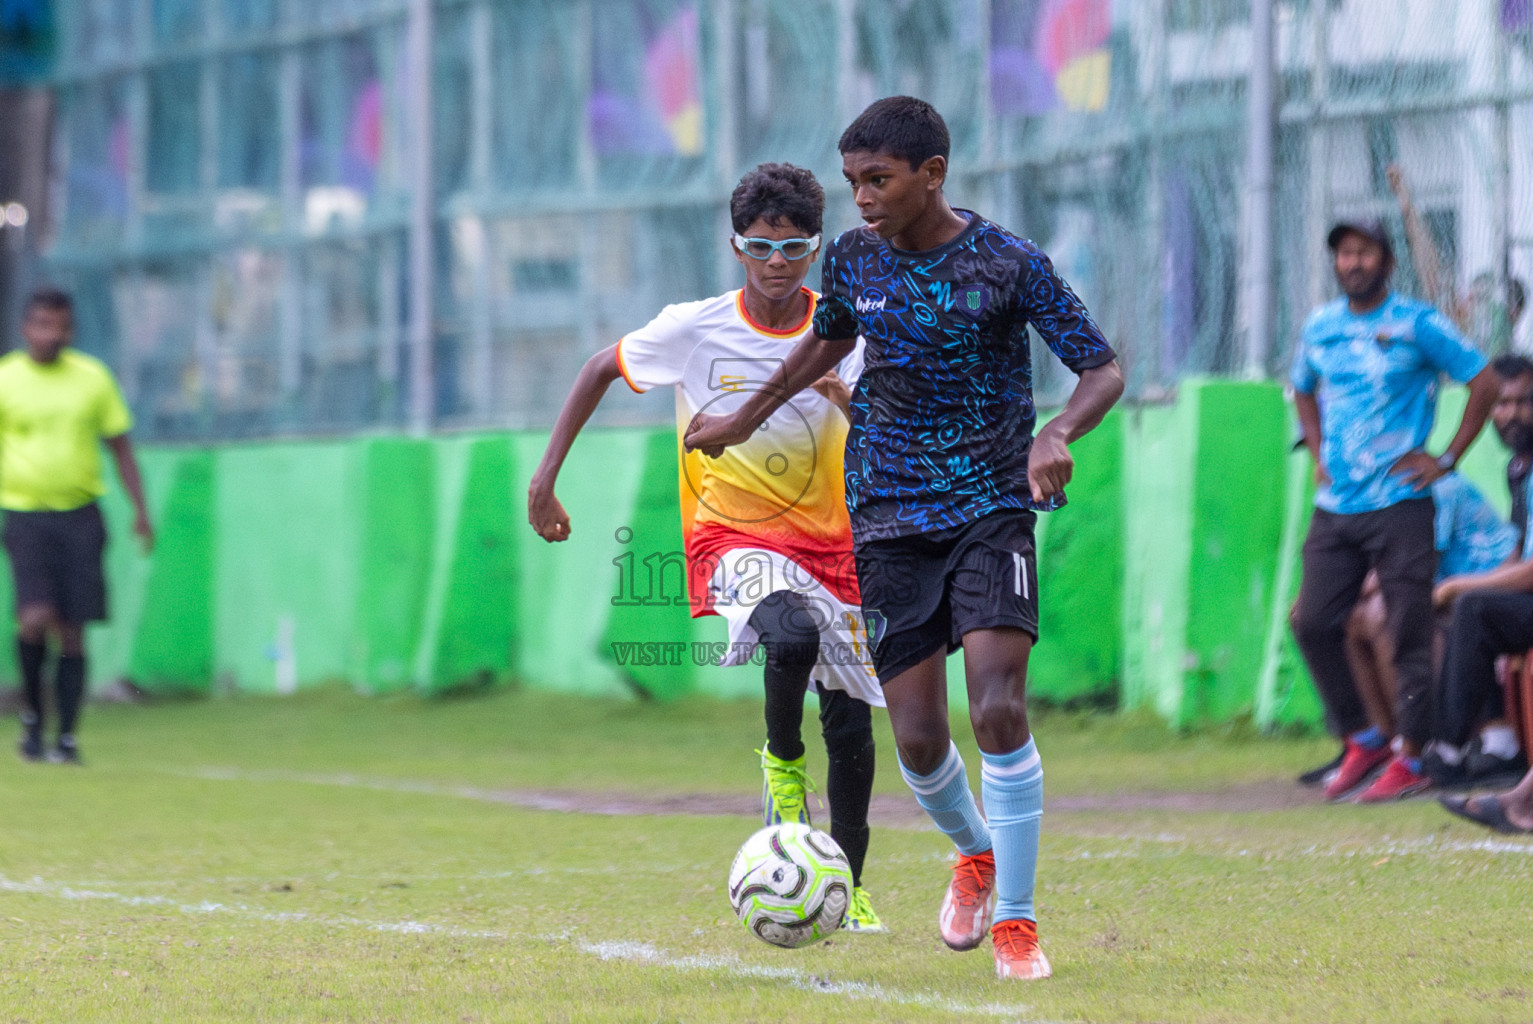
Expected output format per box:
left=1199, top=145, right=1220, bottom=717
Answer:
left=16, top=637, right=46, bottom=730
left=751, top=593, right=820, bottom=763
left=55, top=654, right=86, bottom=737
left=818, top=683, right=876, bottom=887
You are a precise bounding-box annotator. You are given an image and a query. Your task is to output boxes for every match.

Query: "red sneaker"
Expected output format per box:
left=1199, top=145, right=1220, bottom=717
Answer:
left=938, top=849, right=996, bottom=951
left=993, top=918, right=1052, bottom=980
left=1354, top=756, right=1432, bottom=803
left=1322, top=739, right=1392, bottom=801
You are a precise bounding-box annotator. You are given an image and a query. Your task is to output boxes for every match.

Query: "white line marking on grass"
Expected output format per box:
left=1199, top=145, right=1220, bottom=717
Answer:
left=577, top=940, right=1060, bottom=1021
left=0, top=875, right=506, bottom=940
left=2, top=874, right=1058, bottom=1022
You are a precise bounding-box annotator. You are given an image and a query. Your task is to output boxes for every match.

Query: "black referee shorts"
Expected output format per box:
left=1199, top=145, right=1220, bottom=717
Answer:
left=1, top=503, right=109, bottom=623
left=854, top=509, right=1039, bottom=683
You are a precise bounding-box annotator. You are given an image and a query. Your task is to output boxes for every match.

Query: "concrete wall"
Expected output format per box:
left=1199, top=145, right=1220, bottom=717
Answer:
left=0, top=377, right=1507, bottom=729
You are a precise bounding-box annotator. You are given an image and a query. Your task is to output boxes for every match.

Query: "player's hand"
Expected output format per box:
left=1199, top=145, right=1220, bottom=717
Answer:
left=1313, top=461, right=1332, bottom=487
left=133, top=514, right=155, bottom=555
left=811, top=371, right=851, bottom=412
left=1028, top=425, right=1073, bottom=502
left=527, top=483, right=572, bottom=542
left=1386, top=163, right=1409, bottom=204
left=684, top=412, right=752, bottom=459
left=1389, top=450, right=1443, bottom=491
left=1434, top=577, right=1465, bottom=609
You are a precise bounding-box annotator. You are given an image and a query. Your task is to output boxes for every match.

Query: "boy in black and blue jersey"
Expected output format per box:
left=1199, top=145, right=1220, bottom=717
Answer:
left=686, top=96, right=1123, bottom=980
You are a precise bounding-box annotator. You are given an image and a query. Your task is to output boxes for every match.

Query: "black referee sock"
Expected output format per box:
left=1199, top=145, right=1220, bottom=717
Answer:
left=16, top=637, right=46, bottom=731
left=55, top=655, right=86, bottom=737
left=818, top=684, right=876, bottom=888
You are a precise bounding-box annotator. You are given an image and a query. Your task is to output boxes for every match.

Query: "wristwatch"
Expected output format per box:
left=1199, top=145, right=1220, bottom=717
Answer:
left=1436, top=451, right=1457, bottom=472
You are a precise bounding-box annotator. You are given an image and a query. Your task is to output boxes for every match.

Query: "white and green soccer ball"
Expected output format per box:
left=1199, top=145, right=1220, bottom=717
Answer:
left=728, top=823, right=852, bottom=948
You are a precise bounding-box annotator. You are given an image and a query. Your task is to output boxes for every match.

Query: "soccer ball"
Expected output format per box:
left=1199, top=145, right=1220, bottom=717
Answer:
left=727, top=823, right=852, bottom=948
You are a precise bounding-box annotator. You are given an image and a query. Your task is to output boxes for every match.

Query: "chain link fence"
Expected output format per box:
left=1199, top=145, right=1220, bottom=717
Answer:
left=38, top=0, right=1533, bottom=441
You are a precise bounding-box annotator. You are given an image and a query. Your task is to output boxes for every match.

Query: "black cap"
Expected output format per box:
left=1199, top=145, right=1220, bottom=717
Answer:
left=1327, top=219, right=1393, bottom=258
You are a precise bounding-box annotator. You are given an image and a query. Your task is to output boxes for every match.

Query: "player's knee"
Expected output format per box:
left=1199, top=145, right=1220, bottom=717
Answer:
left=15, top=606, right=53, bottom=642
left=752, top=592, right=821, bottom=673
left=968, top=691, right=1029, bottom=749
left=895, top=728, right=951, bottom=776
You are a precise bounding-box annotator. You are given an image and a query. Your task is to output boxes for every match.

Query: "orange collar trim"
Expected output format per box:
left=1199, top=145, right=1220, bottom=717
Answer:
left=735, top=288, right=816, bottom=338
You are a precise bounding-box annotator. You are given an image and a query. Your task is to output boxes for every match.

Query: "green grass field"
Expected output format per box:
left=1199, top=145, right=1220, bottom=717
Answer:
left=4, top=687, right=1532, bottom=1024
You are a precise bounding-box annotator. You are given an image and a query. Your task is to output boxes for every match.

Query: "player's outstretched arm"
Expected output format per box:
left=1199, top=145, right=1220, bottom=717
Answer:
left=1028, top=359, right=1125, bottom=503
left=528, top=344, right=625, bottom=542
left=1387, top=164, right=1457, bottom=323
left=105, top=433, right=154, bottom=554
left=684, top=330, right=855, bottom=457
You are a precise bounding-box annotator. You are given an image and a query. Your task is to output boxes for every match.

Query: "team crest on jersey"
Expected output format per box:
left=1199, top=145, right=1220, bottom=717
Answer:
left=958, top=285, right=988, bottom=319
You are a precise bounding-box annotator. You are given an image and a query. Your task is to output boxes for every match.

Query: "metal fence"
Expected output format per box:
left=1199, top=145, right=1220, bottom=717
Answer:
left=37, top=0, right=1533, bottom=441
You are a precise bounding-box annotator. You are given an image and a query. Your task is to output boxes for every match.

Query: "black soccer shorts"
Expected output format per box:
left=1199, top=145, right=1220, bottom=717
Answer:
left=853, top=509, right=1039, bottom=683
left=1, top=503, right=110, bottom=623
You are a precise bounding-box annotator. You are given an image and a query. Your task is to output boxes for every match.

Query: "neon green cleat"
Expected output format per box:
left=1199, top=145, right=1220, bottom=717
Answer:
left=843, top=886, right=887, bottom=934
left=757, top=747, right=815, bottom=826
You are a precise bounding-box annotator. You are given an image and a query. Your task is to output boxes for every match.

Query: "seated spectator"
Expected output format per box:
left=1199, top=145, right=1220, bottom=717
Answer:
left=1429, top=535, right=1533, bottom=784
left=1298, top=473, right=1517, bottom=787
left=1423, top=361, right=1533, bottom=785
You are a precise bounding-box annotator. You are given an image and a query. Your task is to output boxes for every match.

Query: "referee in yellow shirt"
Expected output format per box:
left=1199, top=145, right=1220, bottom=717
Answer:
left=1, top=287, right=153, bottom=763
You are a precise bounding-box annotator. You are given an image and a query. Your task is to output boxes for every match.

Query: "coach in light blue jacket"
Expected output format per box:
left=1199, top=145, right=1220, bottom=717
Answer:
left=1290, top=218, right=1499, bottom=804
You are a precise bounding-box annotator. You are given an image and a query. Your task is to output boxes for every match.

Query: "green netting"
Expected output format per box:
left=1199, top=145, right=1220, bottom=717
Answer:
left=29, top=0, right=1533, bottom=439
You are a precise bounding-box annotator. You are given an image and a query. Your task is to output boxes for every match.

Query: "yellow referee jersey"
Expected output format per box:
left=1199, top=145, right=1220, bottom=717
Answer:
left=0, top=349, right=133, bottom=512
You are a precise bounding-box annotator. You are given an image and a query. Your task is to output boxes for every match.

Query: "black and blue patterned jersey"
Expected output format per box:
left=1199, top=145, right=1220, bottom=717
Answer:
left=812, top=210, right=1116, bottom=543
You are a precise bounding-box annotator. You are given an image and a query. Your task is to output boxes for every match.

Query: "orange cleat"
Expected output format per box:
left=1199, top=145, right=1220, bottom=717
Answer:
left=938, top=849, right=996, bottom=951
left=993, top=918, right=1052, bottom=980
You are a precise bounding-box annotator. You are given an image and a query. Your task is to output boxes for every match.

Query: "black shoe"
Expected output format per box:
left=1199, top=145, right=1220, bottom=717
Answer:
left=1297, top=745, right=1346, bottom=787
left=1463, top=744, right=1526, bottom=787
left=46, top=734, right=81, bottom=765
left=18, top=731, right=43, bottom=762
left=1422, top=747, right=1469, bottom=789
left=17, top=713, right=42, bottom=762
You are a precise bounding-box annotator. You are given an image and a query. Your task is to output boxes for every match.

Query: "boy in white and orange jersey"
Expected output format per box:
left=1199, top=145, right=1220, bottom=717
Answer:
left=528, top=163, right=885, bottom=932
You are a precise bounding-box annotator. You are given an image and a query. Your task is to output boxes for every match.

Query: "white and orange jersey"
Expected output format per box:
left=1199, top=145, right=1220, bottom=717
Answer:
left=616, top=287, right=864, bottom=616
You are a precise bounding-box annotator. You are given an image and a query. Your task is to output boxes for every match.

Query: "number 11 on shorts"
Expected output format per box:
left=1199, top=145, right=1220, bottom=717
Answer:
left=1011, top=551, right=1029, bottom=600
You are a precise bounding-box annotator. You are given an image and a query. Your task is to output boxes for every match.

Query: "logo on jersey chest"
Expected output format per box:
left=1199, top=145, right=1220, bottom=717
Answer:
left=855, top=294, right=887, bottom=314
left=928, top=280, right=989, bottom=318
left=959, top=284, right=989, bottom=318
left=709, top=356, right=785, bottom=392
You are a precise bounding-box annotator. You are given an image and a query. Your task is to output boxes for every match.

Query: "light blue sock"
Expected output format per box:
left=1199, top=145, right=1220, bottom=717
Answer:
left=898, top=741, right=992, bottom=856
left=980, top=738, right=1043, bottom=924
